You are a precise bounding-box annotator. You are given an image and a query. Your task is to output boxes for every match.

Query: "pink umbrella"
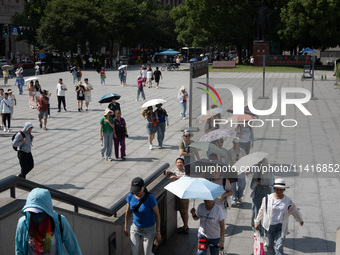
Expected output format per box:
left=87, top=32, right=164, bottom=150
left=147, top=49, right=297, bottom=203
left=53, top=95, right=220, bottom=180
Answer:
left=227, top=114, right=255, bottom=122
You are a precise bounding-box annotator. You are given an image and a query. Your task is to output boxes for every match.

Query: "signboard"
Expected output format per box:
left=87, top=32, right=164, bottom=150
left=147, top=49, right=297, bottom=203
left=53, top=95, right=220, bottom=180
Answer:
left=265, top=55, right=312, bottom=66
left=191, top=60, right=209, bottom=78
left=12, top=27, right=18, bottom=35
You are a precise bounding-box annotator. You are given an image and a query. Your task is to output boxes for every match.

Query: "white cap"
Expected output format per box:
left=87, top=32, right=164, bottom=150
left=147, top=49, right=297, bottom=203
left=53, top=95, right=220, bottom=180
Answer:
left=233, top=137, right=240, bottom=143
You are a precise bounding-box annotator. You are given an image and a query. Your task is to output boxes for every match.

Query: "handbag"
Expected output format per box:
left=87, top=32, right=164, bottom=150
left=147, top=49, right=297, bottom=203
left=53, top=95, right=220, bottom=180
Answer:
left=150, top=114, right=158, bottom=127
left=253, top=231, right=265, bottom=255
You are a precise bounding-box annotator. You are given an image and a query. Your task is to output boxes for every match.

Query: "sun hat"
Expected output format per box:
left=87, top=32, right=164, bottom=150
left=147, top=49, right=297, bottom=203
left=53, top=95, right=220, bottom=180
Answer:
left=24, top=207, right=43, bottom=214
left=273, top=178, right=289, bottom=189
left=104, top=108, right=113, bottom=116
left=179, top=86, right=185, bottom=91
left=130, top=177, right=144, bottom=193
left=183, top=130, right=193, bottom=138
left=233, top=137, right=240, bottom=143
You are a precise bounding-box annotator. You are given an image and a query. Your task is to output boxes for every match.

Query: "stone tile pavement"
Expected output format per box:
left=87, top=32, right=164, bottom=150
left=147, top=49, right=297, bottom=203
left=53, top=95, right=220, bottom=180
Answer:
left=0, top=65, right=339, bottom=254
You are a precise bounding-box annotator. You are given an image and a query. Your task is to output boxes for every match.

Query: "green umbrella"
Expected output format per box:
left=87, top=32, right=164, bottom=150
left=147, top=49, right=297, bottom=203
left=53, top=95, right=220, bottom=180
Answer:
left=189, top=142, right=225, bottom=158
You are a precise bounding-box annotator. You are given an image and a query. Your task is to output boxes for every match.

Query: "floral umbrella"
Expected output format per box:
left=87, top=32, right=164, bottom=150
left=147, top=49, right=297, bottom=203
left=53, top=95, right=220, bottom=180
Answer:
left=199, top=129, right=236, bottom=142
left=196, top=107, right=224, bottom=124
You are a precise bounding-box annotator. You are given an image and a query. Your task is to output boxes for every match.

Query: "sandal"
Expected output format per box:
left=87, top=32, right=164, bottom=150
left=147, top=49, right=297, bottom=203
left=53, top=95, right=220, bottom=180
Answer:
left=177, top=227, right=189, bottom=234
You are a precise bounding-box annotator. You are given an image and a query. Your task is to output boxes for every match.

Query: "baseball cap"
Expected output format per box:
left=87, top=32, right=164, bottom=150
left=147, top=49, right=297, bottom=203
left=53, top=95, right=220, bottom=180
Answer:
left=130, top=177, right=144, bottom=193
left=24, top=207, right=43, bottom=214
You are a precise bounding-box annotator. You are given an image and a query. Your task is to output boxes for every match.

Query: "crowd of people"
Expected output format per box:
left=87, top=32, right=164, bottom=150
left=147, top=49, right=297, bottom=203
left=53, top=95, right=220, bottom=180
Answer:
left=1, top=62, right=305, bottom=255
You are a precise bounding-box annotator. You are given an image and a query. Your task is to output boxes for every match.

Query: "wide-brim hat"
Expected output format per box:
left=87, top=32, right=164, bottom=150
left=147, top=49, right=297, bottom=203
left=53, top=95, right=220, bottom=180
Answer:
left=179, top=86, right=185, bottom=91
left=104, top=108, right=113, bottom=116
left=273, top=178, right=289, bottom=189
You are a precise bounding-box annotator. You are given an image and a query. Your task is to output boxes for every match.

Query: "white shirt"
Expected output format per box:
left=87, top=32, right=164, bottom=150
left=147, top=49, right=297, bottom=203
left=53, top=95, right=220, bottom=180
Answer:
left=271, top=196, right=286, bottom=225
left=238, top=126, right=251, bottom=143
left=84, top=83, right=93, bottom=97
left=141, top=69, right=147, bottom=78
left=56, top=83, right=67, bottom=96
left=197, top=203, right=224, bottom=239
left=146, top=71, right=153, bottom=79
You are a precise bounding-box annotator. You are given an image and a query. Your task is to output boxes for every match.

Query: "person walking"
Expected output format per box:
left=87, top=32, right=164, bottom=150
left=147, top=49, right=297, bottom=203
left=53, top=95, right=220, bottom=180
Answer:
left=3, top=68, right=9, bottom=86
left=8, top=89, right=16, bottom=119
left=146, top=66, right=153, bottom=88
left=154, top=103, right=169, bottom=148
left=179, top=130, right=200, bottom=165
left=235, top=121, right=254, bottom=155
left=153, top=67, right=162, bottom=89
left=12, top=122, right=34, bottom=179
left=75, top=81, right=85, bottom=112
left=15, top=188, right=82, bottom=254
left=84, top=78, right=93, bottom=111
left=113, top=110, right=127, bottom=159
left=56, top=78, right=67, bottom=112
left=167, top=158, right=190, bottom=234
left=136, top=76, right=146, bottom=101
left=100, top=108, right=115, bottom=161
left=16, top=71, right=25, bottom=95
left=118, top=67, right=125, bottom=86
left=37, top=90, right=49, bottom=131
left=228, top=137, right=247, bottom=206
left=190, top=200, right=225, bottom=255
left=124, top=177, right=161, bottom=255
left=142, top=106, right=158, bottom=150
left=0, top=92, right=14, bottom=132
left=71, top=66, right=78, bottom=86
left=178, top=86, right=188, bottom=119
left=255, top=179, right=304, bottom=255
left=27, top=81, right=36, bottom=109
left=108, top=98, right=121, bottom=118
left=100, top=67, right=106, bottom=86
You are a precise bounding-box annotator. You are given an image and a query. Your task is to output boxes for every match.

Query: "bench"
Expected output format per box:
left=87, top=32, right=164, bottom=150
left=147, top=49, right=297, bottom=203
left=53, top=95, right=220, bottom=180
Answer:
left=212, top=60, right=236, bottom=69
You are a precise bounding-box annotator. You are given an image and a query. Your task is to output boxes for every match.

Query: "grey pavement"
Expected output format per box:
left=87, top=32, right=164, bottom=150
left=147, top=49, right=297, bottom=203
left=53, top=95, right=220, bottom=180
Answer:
left=0, top=65, right=339, bottom=254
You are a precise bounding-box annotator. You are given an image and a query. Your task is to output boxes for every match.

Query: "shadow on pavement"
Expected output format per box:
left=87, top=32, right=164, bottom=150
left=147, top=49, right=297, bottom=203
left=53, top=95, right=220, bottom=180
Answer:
left=226, top=223, right=252, bottom=236
left=46, top=183, right=84, bottom=190
left=125, top=157, right=158, bottom=162
left=128, top=136, right=148, bottom=141
left=285, top=236, right=335, bottom=253
left=256, top=137, right=288, bottom=141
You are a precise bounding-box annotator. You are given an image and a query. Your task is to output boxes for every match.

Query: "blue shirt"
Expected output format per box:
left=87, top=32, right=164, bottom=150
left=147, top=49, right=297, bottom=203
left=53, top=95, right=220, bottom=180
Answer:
left=126, top=192, right=157, bottom=228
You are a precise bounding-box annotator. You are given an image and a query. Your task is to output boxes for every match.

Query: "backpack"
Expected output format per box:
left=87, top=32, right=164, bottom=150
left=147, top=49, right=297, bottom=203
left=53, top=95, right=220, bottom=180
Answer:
left=115, top=119, right=126, bottom=138
left=12, top=131, right=25, bottom=151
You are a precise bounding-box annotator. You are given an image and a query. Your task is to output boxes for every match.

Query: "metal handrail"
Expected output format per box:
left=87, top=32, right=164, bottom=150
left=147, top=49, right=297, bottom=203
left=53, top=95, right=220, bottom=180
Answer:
left=0, top=163, right=170, bottom=218
left=109, top=163, right=170, bottom=216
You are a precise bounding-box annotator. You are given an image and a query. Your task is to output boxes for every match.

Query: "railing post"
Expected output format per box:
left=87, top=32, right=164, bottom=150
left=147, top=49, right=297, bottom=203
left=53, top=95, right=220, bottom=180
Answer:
left=10, top=187, right=16, bottom=198
left=74, top=205, right=78, bottom=213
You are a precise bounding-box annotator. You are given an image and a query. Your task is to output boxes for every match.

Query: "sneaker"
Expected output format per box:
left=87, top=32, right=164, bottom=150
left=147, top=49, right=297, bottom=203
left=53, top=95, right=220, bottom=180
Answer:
left=106, top=158, right=113, bottom=161
left=135, top=99, right=138, bottom=101
left=7, top=128, right=10, bottom=133
left=64, top=108, right=67, bottom=111
left=57, top=110, right=61, bottom=112
left=86, top=108, right=88, bottom=111
left=78, top=108, right=80, bottom=112
left=121, top=156, right=126, bottom=160
left=3, top=127, right=6, bottom=132
left=183, top=117, right=186, bottom=120
left=159, top=145, right=162, bottom=149
left=237, top=198, right=243, bottom=203
left=101, top=153, right=104, bottom=158
left=149, top=144, right=153, bottom=150
left=231, top=202, right=237, bottom=207
left=180, top=112, right=182, bottom=116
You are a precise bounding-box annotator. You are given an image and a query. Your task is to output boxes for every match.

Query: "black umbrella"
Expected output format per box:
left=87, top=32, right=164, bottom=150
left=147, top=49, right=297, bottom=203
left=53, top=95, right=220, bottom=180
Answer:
left=98, top=93, right=121, bottom=104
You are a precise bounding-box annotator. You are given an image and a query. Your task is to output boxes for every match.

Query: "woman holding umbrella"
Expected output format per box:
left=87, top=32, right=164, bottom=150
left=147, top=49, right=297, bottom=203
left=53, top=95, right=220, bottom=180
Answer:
left=27, top=81, right=36, bottom=109
left=142, top=106, right=158, bottom=150
left=2, top=67, right=9, bottom=86
left=100, top=108, right=116, bottom=161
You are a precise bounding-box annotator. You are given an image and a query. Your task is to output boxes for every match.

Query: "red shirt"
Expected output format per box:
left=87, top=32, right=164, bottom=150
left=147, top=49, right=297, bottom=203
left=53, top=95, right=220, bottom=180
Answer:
left=38, top=96, right=49, bottom=112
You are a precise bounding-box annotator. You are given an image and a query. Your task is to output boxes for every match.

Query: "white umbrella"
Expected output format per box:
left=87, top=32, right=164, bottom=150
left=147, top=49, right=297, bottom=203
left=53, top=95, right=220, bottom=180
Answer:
left=118, top=65, right=128, bottom=70
left=233, top=152, right=269, bottom=174
left=141, top=99, right=166, bottom=108
left=25, top=76, right=40, bottom=83
left=164, top=177, right=225, bottom=200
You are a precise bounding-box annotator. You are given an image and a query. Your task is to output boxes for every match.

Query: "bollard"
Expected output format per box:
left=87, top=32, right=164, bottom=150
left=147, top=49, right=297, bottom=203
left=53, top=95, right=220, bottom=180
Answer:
left=321, top=75, right=323, bottom=80
left=325, top=74, right=327, bottom=80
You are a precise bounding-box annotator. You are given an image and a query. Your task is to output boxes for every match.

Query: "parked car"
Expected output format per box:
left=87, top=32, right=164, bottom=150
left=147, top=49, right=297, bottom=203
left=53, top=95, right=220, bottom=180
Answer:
left=15, top=60, right=35, bottom=69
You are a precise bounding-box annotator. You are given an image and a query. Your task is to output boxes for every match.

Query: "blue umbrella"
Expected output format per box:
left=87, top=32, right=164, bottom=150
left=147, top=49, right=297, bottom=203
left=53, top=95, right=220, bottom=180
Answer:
left=300, top=47, right=316, bottom=53
left=159, top=50, right=181, bottom=56
left=98, top=93, right=121, bottom=104
left=189, top=58, right=199, bottom=62
left=164, top=177, right=225, bottom=200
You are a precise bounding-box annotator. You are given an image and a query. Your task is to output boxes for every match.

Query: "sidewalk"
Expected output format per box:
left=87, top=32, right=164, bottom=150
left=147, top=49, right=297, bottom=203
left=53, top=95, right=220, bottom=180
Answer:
left=0, top=67, right=339, bottom=254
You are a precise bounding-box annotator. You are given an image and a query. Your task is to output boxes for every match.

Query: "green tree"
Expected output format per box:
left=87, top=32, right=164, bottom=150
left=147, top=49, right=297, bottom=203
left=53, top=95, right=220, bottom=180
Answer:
left=37, top=0, right=105, bottom=54
left=12, top=0, right=50, bottom=46
left=279, top=0, right=340, bottom=50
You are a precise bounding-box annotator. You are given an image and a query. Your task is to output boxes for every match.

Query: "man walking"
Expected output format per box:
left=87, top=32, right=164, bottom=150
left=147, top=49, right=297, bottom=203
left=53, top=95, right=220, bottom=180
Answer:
left=155, top=103, right=169, bottom=148
left=84, top=78, right=93, bottom=111
left=37, top=90, right=49, bottom=130
left=56, top=78, right=67, bottom=112
left=12, top=122, right=34, bottom=179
